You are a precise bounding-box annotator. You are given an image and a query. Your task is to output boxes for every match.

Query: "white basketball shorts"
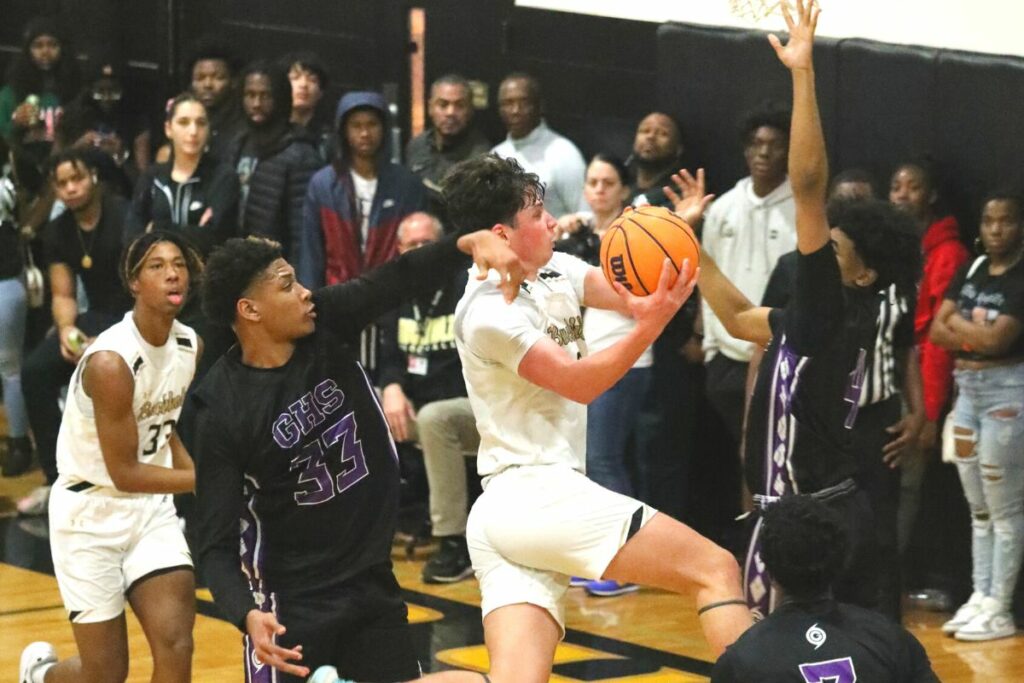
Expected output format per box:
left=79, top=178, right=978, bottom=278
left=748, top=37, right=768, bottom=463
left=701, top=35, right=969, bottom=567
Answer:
left=49, top=481, right=193, bottom=623
left=466, top=464, right=656, bottom=634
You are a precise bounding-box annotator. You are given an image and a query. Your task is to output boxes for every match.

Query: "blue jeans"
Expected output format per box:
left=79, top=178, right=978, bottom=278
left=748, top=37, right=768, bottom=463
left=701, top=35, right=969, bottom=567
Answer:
left=952, top=362, right=1024, bottom=609
left=0, top=277, right=28, bottom=437
left=586, top=366, right=652, bottom=497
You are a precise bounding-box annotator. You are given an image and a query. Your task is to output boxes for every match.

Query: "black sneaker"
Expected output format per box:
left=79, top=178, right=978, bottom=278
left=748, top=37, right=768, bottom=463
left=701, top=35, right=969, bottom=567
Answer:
left=422, top=535, right=473, bottom=584
left=2, top=436, right=34, bottom=477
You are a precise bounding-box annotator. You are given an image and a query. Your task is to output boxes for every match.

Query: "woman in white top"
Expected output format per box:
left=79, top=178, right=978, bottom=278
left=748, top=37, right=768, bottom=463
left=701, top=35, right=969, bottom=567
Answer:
left=20, top=230, right=203, bottom=683
left=556, top=155, right=655, bottom=596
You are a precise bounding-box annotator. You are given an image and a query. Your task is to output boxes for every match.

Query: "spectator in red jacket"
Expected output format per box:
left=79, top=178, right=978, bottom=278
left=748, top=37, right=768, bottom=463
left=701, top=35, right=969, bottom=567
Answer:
left=890, top=160, right=970, bottom=445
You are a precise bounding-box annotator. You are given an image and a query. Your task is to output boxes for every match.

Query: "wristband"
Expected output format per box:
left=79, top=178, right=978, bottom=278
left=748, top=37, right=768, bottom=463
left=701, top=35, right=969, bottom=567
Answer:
left=697, top=598, right=748, bottom=616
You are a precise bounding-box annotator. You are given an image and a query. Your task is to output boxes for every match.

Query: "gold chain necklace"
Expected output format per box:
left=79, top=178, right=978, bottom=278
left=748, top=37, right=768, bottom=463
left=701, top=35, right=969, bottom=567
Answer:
left=75, top=221, right=98, bottom=269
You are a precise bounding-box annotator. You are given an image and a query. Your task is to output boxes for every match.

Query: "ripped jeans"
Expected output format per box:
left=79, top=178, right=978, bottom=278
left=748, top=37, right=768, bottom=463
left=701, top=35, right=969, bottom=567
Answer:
left=952, top=362, right=1024, bottom=609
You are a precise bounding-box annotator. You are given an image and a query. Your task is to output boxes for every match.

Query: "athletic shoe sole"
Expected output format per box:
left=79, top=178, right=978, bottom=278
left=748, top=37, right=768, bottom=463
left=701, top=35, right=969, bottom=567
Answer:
left=422, top=566, right=474, bottom=584
left=585, top=583, right=640, bottom=597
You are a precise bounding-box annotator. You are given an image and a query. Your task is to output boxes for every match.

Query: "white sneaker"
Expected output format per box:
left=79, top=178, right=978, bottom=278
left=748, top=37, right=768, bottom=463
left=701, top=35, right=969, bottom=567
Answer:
left=942, top=591, right=985, bottom=634
left=19, top=641, right=57, bottom=683
left=16, top=485, right=51, bottom=516
left=955, top=597, right=1016, bottom=641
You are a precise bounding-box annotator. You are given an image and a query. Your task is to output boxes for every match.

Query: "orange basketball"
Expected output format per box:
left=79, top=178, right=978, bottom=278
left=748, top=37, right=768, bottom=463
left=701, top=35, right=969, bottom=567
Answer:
left=599, top=205, right=700, bottom=296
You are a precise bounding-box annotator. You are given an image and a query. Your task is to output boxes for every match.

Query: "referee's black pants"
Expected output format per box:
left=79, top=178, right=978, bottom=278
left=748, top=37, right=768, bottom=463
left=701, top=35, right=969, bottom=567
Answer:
left=849, top=395, right=903, bottom=622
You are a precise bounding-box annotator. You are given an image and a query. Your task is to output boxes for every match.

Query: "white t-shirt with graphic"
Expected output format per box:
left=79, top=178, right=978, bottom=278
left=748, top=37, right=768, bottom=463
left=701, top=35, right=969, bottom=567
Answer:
left=350, top=171, right=378, bottom=250
left=455, top=251, right=592, bottom=481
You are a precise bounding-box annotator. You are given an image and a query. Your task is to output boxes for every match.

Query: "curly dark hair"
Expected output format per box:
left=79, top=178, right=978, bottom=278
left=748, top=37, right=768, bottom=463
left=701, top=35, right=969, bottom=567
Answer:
left=201, top=237, right=283, bottom=326
left=46, top=148, right=98, bottom=179
left=121, top=230, right=204, bottom=296
left=739, top=100, right=791, bottom=145
left=441, top=154, right=545, bottom=234
left=827, top=198, right=922, bottom=295
left=761, top=495, right=848, bottom=598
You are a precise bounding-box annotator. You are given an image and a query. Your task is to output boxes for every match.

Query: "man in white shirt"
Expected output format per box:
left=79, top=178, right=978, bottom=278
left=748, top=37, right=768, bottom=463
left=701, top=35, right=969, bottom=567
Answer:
left=491, top=73, right=587, bottom=220
left=701, top=103, right=797, bottom=451
left=440, top=154, right=751, bottom=683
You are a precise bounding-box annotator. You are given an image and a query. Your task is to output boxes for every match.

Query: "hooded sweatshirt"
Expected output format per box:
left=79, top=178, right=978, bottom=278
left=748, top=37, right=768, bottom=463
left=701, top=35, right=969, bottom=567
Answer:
left=701, top=176, right=797, bottom=362
left=914, top=215, right=969, bottom=421
left=297, top=91, right=425, bottom=288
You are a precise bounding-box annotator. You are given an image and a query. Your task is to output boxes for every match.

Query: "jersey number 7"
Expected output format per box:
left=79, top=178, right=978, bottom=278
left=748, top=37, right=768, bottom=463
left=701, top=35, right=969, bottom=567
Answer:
left=799, top=657, right=857, bottom=683
left=289, top=411, right=370, bottom=505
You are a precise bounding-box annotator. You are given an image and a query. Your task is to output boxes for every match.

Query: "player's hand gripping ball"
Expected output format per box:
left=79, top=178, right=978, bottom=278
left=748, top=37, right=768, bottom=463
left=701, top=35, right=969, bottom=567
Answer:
left=599, top=205, right=700, bottom=295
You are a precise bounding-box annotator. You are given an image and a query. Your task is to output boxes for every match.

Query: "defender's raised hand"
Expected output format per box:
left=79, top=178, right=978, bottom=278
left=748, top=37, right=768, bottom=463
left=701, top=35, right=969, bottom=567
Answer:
left=768, top=0, right=820, bottom=71
left=664, top=168, right=715, bottom=228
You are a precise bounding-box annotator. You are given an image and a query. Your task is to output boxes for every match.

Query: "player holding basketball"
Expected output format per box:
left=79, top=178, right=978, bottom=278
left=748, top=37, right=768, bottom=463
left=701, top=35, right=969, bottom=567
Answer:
left=426, top=147, right=749, bottom=679
left=669, top=0, right=921, bottom=618
left=20, top=231, right=204, bottom=683
left=191, top=228, right=525, bottom=682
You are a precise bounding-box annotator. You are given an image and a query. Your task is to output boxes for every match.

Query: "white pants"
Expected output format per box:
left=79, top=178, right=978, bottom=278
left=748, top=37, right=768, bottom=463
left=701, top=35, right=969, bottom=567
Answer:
left=466, top=464, right=655, bottom=633
left=49, top=481, right=192, bottom=623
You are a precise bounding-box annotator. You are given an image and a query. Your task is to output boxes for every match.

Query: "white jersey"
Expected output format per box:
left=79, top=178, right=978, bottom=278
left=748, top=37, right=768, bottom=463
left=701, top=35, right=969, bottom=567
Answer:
left=55, top=312, right=198, bottom=489
left=455, top=251, right=591, bottom=480
left=583, top=307, right=652, bottom=368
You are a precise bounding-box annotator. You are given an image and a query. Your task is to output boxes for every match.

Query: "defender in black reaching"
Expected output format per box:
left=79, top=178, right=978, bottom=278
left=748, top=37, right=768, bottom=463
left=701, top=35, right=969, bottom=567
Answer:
left=193, top=228, right=522, bottom=682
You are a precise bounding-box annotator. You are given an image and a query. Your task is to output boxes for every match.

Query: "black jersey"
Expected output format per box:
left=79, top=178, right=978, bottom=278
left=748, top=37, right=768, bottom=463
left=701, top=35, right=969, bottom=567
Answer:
left=194, top=235, right=469, bottom=629
left=745, top=244, right=879, bottom=497
left=711, top=598, right=938, bottom=682
left=763, top=251, right=916, bottom=408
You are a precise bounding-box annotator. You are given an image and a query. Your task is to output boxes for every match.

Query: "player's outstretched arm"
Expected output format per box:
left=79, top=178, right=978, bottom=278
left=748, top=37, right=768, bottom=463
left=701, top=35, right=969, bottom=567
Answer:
left=518, top=259, right=696, bottom=404
left=458, top=229, right=526, bottom=303
left=770, top=0, right=829, bottom=254
left=86, top=351, right=195, bottom=494
left=666, top=168, right=773, bottom=346
left=314, top=230, right=523, bottom=342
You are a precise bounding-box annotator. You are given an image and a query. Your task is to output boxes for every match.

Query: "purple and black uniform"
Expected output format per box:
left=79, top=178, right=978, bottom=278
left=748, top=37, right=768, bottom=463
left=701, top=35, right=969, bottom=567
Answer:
left=193, top=236, right=469, bottom=682
left=743, top=244, right=881, bottom=618
left=710, top=597, right=938, bottom=683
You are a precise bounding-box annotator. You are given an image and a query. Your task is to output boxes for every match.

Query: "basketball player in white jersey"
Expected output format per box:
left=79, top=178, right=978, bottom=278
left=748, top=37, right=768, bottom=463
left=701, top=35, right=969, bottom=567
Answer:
left=392, top=154, right=749, bottom=683
left=20, top=231, right=204, bottom=683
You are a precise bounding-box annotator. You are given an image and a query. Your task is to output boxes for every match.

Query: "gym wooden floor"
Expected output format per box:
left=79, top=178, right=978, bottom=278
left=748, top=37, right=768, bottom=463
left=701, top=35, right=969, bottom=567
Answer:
left=3, top=471, right=1023, bottom=682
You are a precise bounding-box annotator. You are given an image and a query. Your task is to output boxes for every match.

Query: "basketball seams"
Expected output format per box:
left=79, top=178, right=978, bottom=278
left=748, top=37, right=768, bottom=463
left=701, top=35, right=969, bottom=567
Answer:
left=621, top=234, right=650, bottom=295
left=600, top=207, right=699, bottom=296
left=639, top=212, right=701, bottom=264
left=624, top=216, right=681, bottom=277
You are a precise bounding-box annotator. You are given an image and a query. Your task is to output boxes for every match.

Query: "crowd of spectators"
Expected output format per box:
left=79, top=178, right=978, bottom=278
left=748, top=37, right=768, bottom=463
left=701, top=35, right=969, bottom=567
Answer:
left=1, top=9, right=1021, bottom=660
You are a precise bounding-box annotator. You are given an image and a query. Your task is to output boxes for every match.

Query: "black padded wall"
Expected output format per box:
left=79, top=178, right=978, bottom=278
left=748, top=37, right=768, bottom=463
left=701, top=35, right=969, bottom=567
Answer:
left=657, top=22, right=1024, bottom=235
left=655, top=23, right=839, bottom=196
left=831, top=40, right=938, bottom=189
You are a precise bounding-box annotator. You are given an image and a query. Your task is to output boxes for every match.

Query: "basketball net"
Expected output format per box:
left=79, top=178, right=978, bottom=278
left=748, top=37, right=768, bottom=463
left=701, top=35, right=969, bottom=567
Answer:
left=728, top=0, right=784, bottom=21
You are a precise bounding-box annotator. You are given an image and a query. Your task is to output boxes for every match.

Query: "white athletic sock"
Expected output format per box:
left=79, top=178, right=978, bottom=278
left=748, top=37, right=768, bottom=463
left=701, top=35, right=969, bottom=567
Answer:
left=33, top=661, right=55, bottom=683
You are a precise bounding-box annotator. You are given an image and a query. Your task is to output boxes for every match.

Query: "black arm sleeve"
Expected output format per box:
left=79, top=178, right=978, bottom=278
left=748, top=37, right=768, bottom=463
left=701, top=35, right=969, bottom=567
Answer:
left=193, top=403, right=255, bottom=632
left=782, top=242, right=844, bottom=356
left=312, top=233, right=468, bottom=344
left=376, top=308, right=407, bottom=390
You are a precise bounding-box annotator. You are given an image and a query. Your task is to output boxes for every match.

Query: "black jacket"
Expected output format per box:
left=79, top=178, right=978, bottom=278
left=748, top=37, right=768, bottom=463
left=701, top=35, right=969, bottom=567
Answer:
left=230, top=126, right=323, bottom=261
left=125, top=154, right=240, bottom=257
